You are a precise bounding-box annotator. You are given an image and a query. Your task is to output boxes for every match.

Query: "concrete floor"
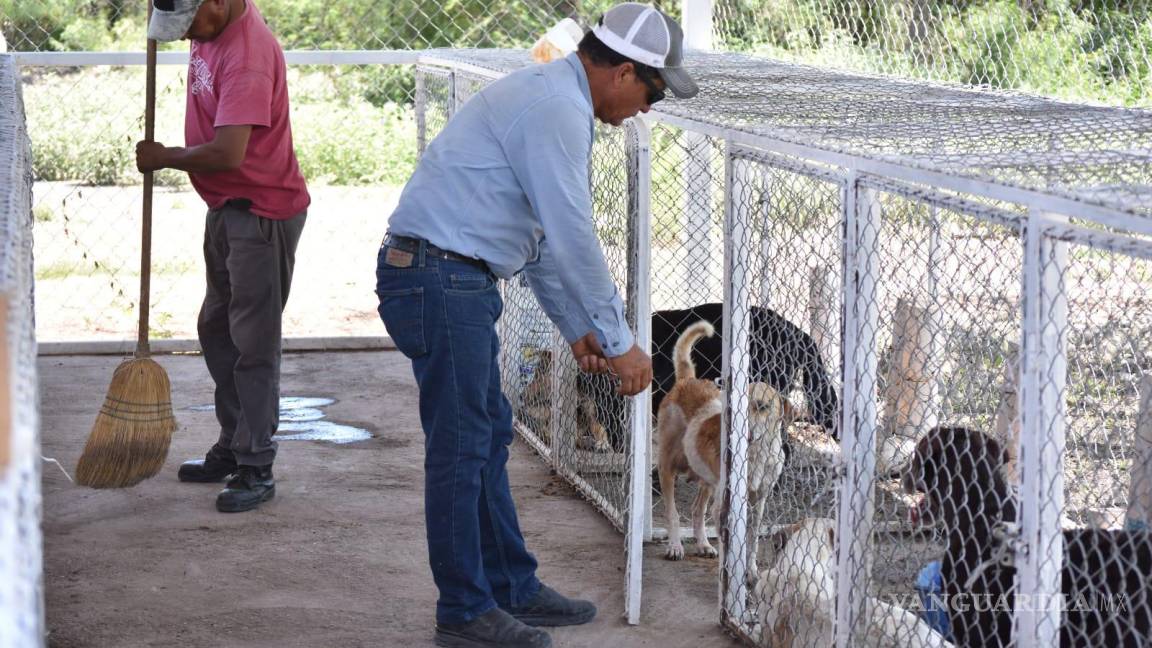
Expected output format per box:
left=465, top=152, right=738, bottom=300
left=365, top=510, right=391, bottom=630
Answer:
left=39, top=350, right=739, bottom=648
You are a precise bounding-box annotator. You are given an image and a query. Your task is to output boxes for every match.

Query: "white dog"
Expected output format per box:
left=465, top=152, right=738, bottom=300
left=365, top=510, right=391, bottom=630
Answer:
left=754, top=517, right=954, bottom=648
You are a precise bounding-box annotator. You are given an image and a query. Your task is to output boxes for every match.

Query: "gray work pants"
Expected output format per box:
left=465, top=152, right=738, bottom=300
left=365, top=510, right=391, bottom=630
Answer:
left=198, top=201, right=306, bottom=467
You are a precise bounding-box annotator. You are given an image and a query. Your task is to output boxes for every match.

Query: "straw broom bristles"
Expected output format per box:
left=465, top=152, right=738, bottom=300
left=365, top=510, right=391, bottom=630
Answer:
left=75, top=357, right=176, bottom=488
left=75, top=21, right=175, bottom=489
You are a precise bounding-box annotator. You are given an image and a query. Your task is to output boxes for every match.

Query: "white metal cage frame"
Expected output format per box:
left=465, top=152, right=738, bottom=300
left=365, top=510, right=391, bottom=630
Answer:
left=415, top=48, right=1152, bottom=644
left=0, top=53, right=44, bottom=648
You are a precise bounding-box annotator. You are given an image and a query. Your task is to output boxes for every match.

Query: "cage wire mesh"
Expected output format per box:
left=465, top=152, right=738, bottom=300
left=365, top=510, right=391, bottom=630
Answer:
left=713, top=0, right=1152, bottom=108
left=715, top=150, right=847, bottom=636
left=722, top=150, right=845, bottom=642
left=838, top=182, right=1027, bottom=648
left=0, top=54, right=44, bottom=647
left=6, top=0, right=1149, bottom=109
left=647, top=122, right=731, bottom=557
left=417, top=49, right=1152, bottom=223
left=1026, top=226, right=1152, bottom=646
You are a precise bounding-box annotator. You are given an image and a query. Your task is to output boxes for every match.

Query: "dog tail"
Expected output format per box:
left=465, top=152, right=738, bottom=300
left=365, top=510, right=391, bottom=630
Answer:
left=674, top=320, right=715, bottom=382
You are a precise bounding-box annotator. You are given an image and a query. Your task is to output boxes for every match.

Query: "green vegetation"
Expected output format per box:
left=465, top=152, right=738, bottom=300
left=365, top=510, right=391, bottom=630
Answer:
left=717, top=0, right=1151, bottom=106
left=23, top=65, right=417, bottom=187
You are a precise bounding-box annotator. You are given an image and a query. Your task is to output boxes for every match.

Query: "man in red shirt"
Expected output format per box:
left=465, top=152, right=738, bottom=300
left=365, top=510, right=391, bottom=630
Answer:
left=136, top=0, right=309, bottom=513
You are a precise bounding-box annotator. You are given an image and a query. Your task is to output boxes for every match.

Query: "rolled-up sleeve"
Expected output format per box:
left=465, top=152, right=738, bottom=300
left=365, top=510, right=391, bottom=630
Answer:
left=505, top=96, right=634, bottom=357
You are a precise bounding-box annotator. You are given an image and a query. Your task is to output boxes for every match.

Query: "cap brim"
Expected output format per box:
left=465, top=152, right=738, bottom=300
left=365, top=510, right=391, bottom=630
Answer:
left=660, top=66, right=698, bottom=99
left=147, top=6, right=198, bottom=42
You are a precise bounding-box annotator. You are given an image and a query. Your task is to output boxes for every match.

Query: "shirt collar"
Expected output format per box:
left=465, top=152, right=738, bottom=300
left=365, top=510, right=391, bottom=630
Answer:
left=564, top=52, right=594, bottom=112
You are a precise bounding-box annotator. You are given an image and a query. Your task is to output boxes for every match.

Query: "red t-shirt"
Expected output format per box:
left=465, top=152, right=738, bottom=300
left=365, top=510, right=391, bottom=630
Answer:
left=185, top=0, right=310, bottom=220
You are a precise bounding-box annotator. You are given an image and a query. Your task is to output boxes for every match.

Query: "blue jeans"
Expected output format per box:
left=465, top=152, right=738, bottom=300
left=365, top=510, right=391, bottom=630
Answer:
left=376, top=241, right=541, bottom=625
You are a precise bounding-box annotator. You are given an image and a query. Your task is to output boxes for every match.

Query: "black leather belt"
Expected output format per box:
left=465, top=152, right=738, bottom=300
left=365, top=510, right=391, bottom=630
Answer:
left=382, top=234, right=490, bottom=273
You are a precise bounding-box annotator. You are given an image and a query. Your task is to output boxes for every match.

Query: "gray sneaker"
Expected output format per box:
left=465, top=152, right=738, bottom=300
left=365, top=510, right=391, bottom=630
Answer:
left=435, top=607, right=552, bottom=648
left=504, top=585, right=597, bottom=627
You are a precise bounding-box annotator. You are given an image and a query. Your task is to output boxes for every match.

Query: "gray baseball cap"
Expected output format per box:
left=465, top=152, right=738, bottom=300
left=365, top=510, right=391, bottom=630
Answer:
left=147, top=0, right=206, bottom=42
left=592, top=2, right=699, bottom=99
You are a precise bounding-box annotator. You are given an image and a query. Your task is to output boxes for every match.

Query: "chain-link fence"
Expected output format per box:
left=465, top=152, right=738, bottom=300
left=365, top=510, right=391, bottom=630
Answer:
left=22, top=60, right=419, bottom=343
left=0, top=54, right=44, bottom=647
left=418, top=48, right=1152, bottom=644
left=714, top=0, right=1152, bottom=108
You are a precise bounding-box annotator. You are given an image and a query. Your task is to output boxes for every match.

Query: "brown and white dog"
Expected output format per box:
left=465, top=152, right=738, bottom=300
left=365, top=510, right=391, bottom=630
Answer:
left=656, top=320, right=791, bottom=570
left=754, top=517, right=954, bottom=648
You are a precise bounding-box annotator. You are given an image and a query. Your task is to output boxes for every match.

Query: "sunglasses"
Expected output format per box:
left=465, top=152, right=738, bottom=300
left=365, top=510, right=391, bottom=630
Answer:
left=634, top=67, right=666, bottom=105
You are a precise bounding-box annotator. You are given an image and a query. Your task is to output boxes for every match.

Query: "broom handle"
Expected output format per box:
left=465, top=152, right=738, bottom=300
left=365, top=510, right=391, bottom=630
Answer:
left=137, top=16, right=157, bottom=360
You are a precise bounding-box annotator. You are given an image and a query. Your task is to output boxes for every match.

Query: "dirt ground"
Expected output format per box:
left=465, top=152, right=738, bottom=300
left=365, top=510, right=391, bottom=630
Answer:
left=38, top=350, right=739, bottom=648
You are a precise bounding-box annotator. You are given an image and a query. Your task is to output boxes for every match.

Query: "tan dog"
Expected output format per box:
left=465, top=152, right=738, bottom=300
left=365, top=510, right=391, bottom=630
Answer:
left=656, top=320, right=791, bottom=567
left=519, top=350, right=611, bottom=453
left=754, top=517, right=954, bottom=648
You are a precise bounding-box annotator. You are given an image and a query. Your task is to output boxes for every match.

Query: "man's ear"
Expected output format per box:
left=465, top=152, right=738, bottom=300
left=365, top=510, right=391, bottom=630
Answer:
left=613, top=62, right=634, bottom=87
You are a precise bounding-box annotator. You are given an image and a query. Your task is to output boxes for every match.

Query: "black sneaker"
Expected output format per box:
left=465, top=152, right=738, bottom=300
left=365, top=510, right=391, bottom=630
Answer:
left=177, top=447, right=237, bottom=483
left=435, top=608, right=551, bottom=648
left=215, top=465, right=275, bottom=513
left=503, top=585, right=597, bottom=627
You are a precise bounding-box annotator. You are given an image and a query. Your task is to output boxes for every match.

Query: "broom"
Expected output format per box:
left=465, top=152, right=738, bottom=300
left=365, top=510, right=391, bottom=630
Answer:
left=76, top=15, right=176, bottom=488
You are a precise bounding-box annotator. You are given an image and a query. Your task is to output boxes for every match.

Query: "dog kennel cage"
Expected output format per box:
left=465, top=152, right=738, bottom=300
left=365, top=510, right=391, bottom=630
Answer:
left=416, top=48, right=1152, bottom=646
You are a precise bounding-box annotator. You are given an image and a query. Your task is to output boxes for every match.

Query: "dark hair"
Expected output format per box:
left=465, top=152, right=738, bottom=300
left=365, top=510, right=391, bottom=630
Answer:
left=577, top=28, right=661, bottom=82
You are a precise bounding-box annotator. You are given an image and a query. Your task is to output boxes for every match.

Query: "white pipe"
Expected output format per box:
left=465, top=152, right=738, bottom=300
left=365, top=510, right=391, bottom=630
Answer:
left=833, top=177, right=881, bottom=648
left=721, top=140, right=752, bottom=623
left=1014, top=209, right=1069, bottom=647
left=625, top=117, right=653, bottom=625
left=681, top=0, right=714, bottom=50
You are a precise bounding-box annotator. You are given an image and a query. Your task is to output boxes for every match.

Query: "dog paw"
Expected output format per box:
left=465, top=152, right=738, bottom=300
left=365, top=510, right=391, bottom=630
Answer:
left=594, top=439, right=612, bottom=453
left=696, top=543, right=718, bottom=558
left=665, top=543, right=685, bottom=561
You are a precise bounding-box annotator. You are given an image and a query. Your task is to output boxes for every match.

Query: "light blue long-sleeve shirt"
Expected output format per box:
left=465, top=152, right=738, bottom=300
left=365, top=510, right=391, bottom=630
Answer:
left=387, top=53, right=634, bottom=357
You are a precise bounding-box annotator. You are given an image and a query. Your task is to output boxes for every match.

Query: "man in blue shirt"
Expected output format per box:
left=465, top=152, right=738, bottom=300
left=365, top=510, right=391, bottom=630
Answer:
left=377, top=4, right=698, bottom=647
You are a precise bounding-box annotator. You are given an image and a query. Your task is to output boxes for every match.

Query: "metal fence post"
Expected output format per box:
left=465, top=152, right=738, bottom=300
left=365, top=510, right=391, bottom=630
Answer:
left=721, top=140, right=753, bottom=623
left=681, top=0, right=714, bottom=51
left=833, top=175, right=880, bottom=648
left=625, top=116, right=653, bottom=625
left=1015, top=209, right=1069, bottom=647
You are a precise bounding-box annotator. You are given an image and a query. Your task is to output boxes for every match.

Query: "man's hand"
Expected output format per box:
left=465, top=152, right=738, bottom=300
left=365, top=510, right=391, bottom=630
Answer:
left=570, top=332, right=609, bottom=374
left=135, top=140, right=171, bottom=173
left=606, top=343, right=652, bottom=397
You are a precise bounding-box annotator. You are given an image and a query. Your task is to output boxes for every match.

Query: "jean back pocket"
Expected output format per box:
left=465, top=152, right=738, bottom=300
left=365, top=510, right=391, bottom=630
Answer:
left=377, top=286, right=427, bottom=359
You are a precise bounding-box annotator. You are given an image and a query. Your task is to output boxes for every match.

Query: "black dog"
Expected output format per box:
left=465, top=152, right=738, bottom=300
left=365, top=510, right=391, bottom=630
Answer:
left=649, top=303, right=839, bottom=435
left=904, top=426, right=1152, bottom=647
